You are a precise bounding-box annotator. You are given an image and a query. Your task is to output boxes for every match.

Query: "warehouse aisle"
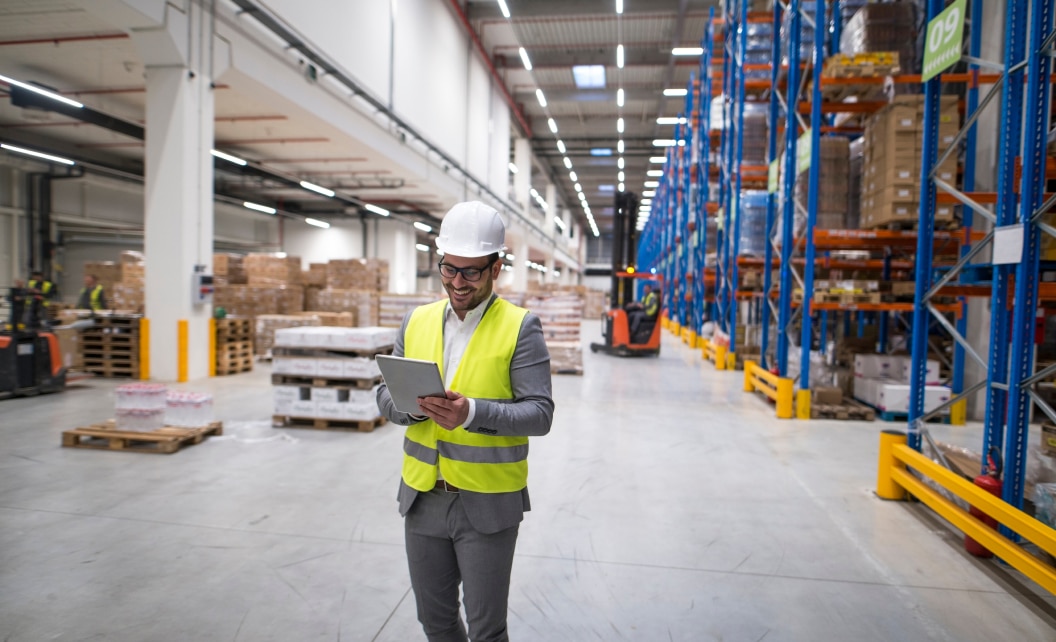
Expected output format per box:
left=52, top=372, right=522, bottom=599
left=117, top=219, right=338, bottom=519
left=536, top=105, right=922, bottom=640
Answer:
left=1, top=321, right=1054, bottom=641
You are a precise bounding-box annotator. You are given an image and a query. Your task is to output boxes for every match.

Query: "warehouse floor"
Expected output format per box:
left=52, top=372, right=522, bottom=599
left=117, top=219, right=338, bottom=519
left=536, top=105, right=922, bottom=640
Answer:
left=2, top=320, right=1055, bottom=641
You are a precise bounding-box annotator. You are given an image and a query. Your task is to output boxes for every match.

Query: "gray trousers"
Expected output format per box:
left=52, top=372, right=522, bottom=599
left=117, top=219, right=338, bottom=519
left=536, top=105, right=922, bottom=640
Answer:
left=405, top=488, right=519, bottom=642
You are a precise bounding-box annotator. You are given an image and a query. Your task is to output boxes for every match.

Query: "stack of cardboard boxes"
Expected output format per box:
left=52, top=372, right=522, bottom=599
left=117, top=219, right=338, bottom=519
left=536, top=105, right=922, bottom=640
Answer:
left=795, top=137, right=850, bottom=229
left=852, top=354, right=952, bottom=417
left=860, top=96, right=959, bottom=228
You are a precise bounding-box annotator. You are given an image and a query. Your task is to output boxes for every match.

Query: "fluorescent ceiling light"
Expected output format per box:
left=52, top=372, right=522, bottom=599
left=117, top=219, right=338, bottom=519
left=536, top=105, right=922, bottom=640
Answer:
left=650, top=156, right=667, bottom=163
left=496, top=0, right=510, bottom=18
left=414, top=221, right=433, bottom=233
left=211, top=149, right=247, bottom=166
left=617, top=140, right=625, bottom=154
left=536, top=88, right=547, bottom=107
left=598, top=184, right=615, bottom=192
left=569, top=171, right=578, bottom=182
left=639, top=205, right=652, bottom=212
left=617, top=171, right=625, bottom=182
left=616, top=44, right=625, bottom=69
left=616, top=0, right=624, bottom=14
left=0, top=143, right=75, bottom=166
left=617, top=88, right=625, bottom=107
left=644, top=180, right=659, bottom=187
left=618, top=182, right=625, bottom=192
left=574, top=183, right=582, bottom=192
left=590, top=148, right=612, bottom=156
left=572, top=65, right=606, bottom=88
left=416, top=243, right=430, bottom=252
left=647, top=169, right=663, bottom=177
left=578, top=192, right=586, bottom=201
left=641, top=198, right=652, bottom=204
left=519, top=47, right=533, bottom=70
left=617, top=117, right=624, bottom=133
left=557, top=140, right=567, bottom=154
left=506, top=253, right=516, bottom=261
left=364, top=203, right=390, bottom=217
left=554, top=216, right=566, bottom=230
left=305, top=217, right=330, bottom=229
left=0, top=74, right=83, bottom=109
left=664, top=88, right=688, bottom=97
left=548, top=118, right=558, bottom=133
left=243, top=201, right=276, bottom=215
left=617, top=157, right=625, bottom=169
left=656, top=117, right=687, bottom=125
left=299, top=180, right=335, bottom=198
left=672, top=47, right=704, bottom=56
left=643, top=190, right=656, bottom=197
left=508, top=162, right=518, bottom=174
left=563, top=157, right=572, bottom=169
left=530, top=187, right=540, bottom=197
left=653, top=139, right=677, bottom=147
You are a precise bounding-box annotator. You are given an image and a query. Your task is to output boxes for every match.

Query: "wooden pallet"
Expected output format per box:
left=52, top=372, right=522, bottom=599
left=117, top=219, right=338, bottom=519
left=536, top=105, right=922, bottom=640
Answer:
left=61, top=421, right=223, bottom=454
left=813, top=291, right=882, bottom=305
left=822, top=53, right=900, bottom=79
left=272, top=415, right=386, bottom=433
left=271, top=374, right=382, bottom=389
left=216, top=355, right=253, bottom=376
left=810, top=398, right=876, bottom=421
left=217, top=340, right=253, bottom=358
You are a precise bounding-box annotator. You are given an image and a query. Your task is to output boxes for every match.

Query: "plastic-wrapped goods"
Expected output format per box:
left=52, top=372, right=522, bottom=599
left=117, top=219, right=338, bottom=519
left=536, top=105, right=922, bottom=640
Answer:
left=1035, top=483, right=1056, bottom=529
left=794, top=137, right=850, bottom=229
left=839, top=3, right=921, bottom=75
left=710, top=95, right=726, bottom=131
left=165, top=391, right=214, bottom=428
left=743, top=21, right=774, bottom=81
left=115, top=383, right=168, bottom=410
left=781, top=1, right=821, bottom=66
left=740, top=102, right=770, bottom=166
left=736, top=190, right=769, bottom=257
left=115, top=408, right=166, bottom=432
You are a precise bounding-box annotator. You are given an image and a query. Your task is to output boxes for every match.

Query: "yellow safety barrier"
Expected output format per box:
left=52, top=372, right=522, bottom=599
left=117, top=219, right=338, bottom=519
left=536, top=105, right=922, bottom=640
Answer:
left=743, top=360, right=794, bottom=419
left=177, top=319, right=188, bottom=383
left=877, top=431, right=1056, bottom=595
left=208, top=317, right=216, bottom=378
left=725, top=351, right=737, bottom=371
left=715, top=343, right=728, bottom=371
left=950, top=399, right=968, bottom=425
left=796, top=389, right=811, bottom=419
left=138, top=318, right=150, bottom=381
left=702, top=338, right=716, bottom=363
left=687, top=330, right=698, bottom=349
left=662, top=317, right=670, bottom=331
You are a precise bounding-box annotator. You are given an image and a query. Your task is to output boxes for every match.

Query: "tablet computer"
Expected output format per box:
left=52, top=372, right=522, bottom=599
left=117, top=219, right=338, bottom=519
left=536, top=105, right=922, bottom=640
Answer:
left=376, top=354, right=447, bottom=414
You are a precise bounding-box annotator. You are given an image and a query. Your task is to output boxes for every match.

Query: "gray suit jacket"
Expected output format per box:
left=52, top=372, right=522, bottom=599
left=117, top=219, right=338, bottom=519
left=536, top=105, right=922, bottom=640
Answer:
left=376, top=294, right=554, bottom=534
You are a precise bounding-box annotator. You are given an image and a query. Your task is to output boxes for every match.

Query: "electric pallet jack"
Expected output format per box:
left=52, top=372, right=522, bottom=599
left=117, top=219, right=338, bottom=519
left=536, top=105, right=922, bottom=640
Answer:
left=589, top=271, right=663, bottom=357
left=0, top=286, right=67, bottom=399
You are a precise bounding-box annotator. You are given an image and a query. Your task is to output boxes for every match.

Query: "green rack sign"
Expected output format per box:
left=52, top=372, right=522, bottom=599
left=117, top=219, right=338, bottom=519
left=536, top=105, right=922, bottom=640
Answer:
left=768, top=159, right=779, bottom=193
left=922, top=0, right=966, bottom=82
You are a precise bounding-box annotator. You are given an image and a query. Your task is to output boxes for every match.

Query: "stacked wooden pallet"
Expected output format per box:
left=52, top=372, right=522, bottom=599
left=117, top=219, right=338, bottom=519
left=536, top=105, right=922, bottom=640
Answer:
left=61, top=420, right=223, bottom=454
left=215, top=317, right=254, bottom=375
left=270, top=326, right=396, bottom=432
left=81, top=315, right=140, bottom=378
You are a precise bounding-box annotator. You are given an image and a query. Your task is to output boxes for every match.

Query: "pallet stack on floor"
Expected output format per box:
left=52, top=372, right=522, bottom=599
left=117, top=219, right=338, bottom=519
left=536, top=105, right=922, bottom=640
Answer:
left=526, top=291, right=584, bottom=375
left=214, top=317, right=254, bottom=375
left=271, top=326, right=397, bottom=432
left=80, top=314, right=141, bottom=378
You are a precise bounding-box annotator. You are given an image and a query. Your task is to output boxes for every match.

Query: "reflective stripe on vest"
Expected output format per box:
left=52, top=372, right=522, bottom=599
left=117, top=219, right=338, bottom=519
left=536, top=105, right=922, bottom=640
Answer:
left=28, top=280, right=53, bottom=306
left=81, top=285, right=104, bottom=311
left=644, top=291, right=659, bottom=317
left=401, top=297, right=530, bottom=494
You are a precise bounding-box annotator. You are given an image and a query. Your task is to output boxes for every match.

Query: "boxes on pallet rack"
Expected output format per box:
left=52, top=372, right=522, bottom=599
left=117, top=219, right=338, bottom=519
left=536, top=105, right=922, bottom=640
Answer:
left=213, top=284, right=305, bottom=318
left=271, top=326, right=396, bottom=431
left=245, top=253, right=303, bottom=286
left=852, top=354, right=950, bottom=417
left=378, top=293, right=445, bottom=328
left=213, top=253, right=247, bottom=285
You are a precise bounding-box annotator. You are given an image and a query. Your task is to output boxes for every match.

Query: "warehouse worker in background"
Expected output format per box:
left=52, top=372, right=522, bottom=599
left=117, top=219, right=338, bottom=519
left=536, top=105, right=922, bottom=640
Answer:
left=27, top=270, right=57, bottom=308
left=626, top=282, right=659, bottom=339
left=376, top=201, right=554, bottom=642
left=76, top=274, right=107, bottom=311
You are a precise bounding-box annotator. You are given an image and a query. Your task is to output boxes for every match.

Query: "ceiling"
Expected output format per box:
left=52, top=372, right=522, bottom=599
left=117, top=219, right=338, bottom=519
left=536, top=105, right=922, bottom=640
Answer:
left=467, top=0, right=718, bottom=237
left=0, top=0, right=718, bottom=246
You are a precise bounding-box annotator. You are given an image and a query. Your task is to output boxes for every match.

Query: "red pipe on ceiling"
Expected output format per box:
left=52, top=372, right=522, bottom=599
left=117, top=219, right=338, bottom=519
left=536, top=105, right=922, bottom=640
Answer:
left=445, top=0, right=532, bottom=138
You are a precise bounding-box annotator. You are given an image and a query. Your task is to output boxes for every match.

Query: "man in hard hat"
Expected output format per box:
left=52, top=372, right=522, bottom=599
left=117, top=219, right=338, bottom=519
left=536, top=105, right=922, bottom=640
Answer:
left=377, top=201, right=554, bottom=642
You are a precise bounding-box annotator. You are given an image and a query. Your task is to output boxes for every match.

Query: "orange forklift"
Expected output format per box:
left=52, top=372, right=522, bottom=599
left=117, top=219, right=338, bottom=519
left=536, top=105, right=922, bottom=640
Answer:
left=0, top=285, right=66, bottom=399
left=589, top=190, right=663, bottom=357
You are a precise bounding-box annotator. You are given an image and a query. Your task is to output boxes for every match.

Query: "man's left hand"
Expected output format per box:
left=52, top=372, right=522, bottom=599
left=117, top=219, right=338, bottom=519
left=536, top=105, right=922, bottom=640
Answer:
left=417, top=390, right=470, bottom=430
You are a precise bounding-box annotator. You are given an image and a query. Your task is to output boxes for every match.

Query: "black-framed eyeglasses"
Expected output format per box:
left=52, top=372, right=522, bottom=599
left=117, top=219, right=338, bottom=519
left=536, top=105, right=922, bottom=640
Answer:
left=437, top=259, right=496, bottom=282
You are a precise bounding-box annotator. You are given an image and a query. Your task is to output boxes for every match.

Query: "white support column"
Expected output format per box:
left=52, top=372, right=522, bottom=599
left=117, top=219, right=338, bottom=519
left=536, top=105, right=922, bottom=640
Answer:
left=545, top=184, right=557, bottom=232
left=511, top=238, right=529, bottom=292
left=514, top=138, right=531, bottom=210
left=545, top=255, right=556, bottom=284
left=133, top=4, right=218, bottom=382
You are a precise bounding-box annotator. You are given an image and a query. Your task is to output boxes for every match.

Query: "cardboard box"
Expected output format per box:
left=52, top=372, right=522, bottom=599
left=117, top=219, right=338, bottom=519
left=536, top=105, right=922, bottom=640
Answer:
left=1041, top=423, right=1056, bottom=457
left=874, top=382, right=951, bottom=414
left=813, top=387, right=844, bottom=405
left=854, top=354, right=901, bottom=379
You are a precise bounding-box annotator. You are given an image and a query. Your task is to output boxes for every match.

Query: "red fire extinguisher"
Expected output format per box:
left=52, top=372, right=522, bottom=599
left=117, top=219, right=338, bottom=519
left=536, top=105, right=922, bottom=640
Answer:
left=964, top=446, right=1003, bottom=558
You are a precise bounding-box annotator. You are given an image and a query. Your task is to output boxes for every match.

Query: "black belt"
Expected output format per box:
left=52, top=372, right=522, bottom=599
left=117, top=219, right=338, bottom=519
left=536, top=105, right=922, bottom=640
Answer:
left=434, top=479, right=460, bottom=493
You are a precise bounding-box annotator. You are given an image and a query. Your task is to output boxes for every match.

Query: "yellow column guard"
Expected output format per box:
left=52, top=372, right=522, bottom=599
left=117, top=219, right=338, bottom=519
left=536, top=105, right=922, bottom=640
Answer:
left=208, top=317, right=216, bottom=378
left=138, top=317, right=150, bottom=381
left=177, top=319, right=188, bottom=383
left=744, top=360, right=795, bottom=419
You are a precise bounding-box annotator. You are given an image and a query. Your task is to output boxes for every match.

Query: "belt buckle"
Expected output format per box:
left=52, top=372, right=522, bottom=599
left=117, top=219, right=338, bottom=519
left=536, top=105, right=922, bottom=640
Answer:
left=440, top=480, right=459, bottom=493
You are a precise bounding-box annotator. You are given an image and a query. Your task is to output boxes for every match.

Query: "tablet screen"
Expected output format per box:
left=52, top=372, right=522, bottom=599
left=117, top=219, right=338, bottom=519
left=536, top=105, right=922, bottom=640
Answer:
left=376, top=354, right=447, bottom=414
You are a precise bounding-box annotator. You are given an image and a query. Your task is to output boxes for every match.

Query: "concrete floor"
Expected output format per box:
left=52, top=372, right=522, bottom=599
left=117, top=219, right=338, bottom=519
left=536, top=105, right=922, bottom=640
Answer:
left=2, top=320, right=1055, bottom=641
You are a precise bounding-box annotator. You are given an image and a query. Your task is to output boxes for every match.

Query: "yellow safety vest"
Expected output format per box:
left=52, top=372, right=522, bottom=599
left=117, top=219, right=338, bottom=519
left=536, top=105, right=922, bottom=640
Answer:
left=28, top=279, right=54, bottom=306
left=643, top=291, right=659, bottom=317
left=80, top=285, right=104, bottom=311
left=401, top=298, right=530, bottom=494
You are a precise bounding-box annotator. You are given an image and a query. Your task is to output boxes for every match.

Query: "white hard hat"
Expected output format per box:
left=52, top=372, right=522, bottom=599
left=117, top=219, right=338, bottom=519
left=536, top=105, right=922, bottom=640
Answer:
left=435, top=201, right=507, bottom=258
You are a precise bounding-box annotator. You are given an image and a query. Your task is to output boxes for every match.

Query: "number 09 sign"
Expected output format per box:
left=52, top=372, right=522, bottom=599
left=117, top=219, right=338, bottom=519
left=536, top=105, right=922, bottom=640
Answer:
left=922, top=0, right=966, bottom=82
